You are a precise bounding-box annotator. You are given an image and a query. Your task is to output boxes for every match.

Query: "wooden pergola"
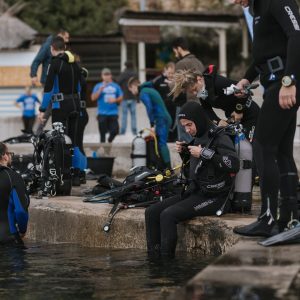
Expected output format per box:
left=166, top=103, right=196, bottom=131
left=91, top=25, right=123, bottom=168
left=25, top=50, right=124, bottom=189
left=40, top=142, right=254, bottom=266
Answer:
left=119, top=9, right=249, bottom=80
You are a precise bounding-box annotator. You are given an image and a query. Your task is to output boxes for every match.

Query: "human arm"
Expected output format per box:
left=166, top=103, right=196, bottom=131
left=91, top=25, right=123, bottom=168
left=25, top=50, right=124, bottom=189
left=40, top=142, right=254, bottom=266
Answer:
left=30, top=37, right=51, bottom=85
left=9, top=174, right=29, bottom=237
left=140, top=92, right=155, bottom=127
left=91, top=83, right=105, bottom=102
left=271, top=0, right=300, bottom=109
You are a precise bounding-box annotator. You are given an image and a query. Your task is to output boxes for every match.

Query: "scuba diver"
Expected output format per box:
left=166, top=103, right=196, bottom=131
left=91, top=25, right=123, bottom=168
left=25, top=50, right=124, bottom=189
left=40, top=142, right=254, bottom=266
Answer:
left=145, top=101, right=239, bottom=258
left=128, top=77, right=172, bottom=169
left=171, top=67, right=260, bottom=139
left=38, top=36, right=86, bottom=187
left=0, top=143, right=29, bottom=246
left=233, top=0, right=300, bottom=238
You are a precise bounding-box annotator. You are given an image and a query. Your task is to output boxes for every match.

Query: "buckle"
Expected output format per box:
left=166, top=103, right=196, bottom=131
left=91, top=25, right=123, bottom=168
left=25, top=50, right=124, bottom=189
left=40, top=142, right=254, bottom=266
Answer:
left=80, top=100, right=86, bottom=108
left=51, top=93, right=64, bottom=102
left=267, top=56, right=284, bottom=74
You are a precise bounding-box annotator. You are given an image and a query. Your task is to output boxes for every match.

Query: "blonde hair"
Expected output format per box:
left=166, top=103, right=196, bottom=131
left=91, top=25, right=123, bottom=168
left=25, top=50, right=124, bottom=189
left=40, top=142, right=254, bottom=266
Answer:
left=169, top=69, right=202, bottom=99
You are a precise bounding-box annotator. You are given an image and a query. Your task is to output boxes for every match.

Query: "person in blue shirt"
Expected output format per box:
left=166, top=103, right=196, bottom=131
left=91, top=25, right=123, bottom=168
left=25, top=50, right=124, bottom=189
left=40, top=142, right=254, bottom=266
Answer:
left=91, top=68, right=123, bottom=143
left=0, top=143, right=29, bottom=246
left=128, top=77, right=172, bottom=169
left=15, top=86, right=40, bottom=134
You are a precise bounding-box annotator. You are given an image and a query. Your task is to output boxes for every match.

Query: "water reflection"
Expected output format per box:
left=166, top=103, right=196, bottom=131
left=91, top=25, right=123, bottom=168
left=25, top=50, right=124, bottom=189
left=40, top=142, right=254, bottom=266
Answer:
left=0, top=243, right=214, bottom=300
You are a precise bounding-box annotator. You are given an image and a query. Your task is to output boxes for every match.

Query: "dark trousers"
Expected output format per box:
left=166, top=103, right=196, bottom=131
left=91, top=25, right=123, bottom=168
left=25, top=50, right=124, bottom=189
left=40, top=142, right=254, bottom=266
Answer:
left=254, top=79, right=299, bottom=220
left=22, top=116, right=35, bottom=134
left=145, top=192, right=228, bottom=257
left=97, top=115, right=119, bottom=143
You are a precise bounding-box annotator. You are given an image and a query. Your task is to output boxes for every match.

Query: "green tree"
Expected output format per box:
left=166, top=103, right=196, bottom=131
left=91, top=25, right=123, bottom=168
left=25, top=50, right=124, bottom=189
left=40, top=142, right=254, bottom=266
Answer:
left=5, top=0, right=128, bottom=34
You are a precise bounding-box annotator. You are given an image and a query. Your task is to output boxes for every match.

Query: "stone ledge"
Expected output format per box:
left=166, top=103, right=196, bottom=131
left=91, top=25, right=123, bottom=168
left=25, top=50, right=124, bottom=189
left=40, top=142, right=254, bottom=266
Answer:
left=26, top=196, right=256, bottom=256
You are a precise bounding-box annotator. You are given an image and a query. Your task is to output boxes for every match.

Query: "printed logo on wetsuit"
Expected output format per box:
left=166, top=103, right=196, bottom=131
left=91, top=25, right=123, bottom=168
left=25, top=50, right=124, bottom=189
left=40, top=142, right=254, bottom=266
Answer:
left=285, top=6, right=300, bottom=31
left=222, top=156, right=232, bottom=168
left=194, top=199, right=214, bottom=211
left=254, top=16, right=260, bottom=25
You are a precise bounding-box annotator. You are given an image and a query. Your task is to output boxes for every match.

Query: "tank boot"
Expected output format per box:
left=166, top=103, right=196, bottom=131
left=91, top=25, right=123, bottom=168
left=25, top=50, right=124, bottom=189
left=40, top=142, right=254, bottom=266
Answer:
left=278, top=196, right=299, bottom=232
left=233, top=196, right=276, bottom=237
left=72, top=168, right=81, bottom=187
left=79, top=170, right=86, bottom=185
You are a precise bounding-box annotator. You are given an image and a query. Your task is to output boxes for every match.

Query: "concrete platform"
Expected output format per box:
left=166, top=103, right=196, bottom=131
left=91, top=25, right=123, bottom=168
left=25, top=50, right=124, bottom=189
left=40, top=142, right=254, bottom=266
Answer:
left=26, top=182, right=261, bottom=256
left=173, top=239, right=300, bottom=299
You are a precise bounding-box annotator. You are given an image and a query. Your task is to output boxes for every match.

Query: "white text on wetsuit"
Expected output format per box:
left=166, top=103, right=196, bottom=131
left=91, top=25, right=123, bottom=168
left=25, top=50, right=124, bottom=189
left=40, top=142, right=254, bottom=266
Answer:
left=285, top=6, right=300, bottom=31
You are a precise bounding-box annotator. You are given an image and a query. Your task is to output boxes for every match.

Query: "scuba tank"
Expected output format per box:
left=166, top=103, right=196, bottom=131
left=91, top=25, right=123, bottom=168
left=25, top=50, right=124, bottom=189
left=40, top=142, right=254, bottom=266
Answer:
left=131, top=131, right=147, bottom=167
left=232, top=127, right=253, bottom=212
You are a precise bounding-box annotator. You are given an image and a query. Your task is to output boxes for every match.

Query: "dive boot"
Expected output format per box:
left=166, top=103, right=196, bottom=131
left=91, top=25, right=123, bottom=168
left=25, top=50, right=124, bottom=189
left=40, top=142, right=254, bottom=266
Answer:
left=233, top=217, right=276, bottom=237
left=234, top=195, right=277, bottom=237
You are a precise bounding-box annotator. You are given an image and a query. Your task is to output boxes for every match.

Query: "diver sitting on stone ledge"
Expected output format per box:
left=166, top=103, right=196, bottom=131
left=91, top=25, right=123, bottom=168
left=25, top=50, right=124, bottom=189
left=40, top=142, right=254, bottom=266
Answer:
left=0, top=142, right=29, bottom=246
left=145, top=101, right=239, bottom=258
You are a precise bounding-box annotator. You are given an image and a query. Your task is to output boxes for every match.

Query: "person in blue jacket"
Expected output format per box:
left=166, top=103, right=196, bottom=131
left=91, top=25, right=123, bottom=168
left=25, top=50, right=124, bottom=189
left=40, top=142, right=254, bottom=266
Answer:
left=0, top=143, right=29, bottom=246
left=128, top=77, right=172, bottom=169
left=15, top=86, right=40, bottom=134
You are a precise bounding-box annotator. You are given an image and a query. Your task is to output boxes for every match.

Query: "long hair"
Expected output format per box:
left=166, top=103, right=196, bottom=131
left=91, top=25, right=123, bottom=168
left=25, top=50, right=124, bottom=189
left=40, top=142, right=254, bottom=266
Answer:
left=169, top=69, right=202, bottom=99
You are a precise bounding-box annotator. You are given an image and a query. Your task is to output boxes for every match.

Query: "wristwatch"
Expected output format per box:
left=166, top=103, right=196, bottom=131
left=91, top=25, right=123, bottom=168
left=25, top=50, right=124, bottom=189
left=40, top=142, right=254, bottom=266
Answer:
left=281, top=75, right=296, bottom=87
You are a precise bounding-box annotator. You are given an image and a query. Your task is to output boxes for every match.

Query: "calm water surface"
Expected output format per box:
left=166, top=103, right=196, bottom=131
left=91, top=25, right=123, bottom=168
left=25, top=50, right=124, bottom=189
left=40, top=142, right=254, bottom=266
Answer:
left=0, top=242, right=214, bottom=300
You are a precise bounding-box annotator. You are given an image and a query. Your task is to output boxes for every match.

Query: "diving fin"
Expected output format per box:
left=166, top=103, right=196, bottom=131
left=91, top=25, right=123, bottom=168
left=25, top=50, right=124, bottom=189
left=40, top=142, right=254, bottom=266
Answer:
left=259, top=225, right=300, bottom=247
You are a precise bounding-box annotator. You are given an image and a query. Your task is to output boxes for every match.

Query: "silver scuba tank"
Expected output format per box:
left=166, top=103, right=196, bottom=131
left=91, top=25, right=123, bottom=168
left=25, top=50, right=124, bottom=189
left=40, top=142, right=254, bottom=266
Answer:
left=233, top=130, right=253, bottom=212
left=131, top=132, right=147, bottom=167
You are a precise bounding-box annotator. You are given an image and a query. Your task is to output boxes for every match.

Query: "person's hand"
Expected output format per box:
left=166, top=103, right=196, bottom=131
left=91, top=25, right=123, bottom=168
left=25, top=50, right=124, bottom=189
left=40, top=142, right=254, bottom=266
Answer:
left=218, top=119, right=228, bottom=127
left=31, top=76, right=38, bottom=86
left=150, top=127, right=155, bottom=135
left=279, top=86, right=297, bottom=109
left=107, top=97, right=116, bottom=103
left=175, top=141, right=186, bottom=153
left=231, top=111, right=243, bottom=122
left=188, top=145, right=202, bottom=158
left=235, top=78, right=250, bottom=98
left=38, top=112, right=46, bottom=123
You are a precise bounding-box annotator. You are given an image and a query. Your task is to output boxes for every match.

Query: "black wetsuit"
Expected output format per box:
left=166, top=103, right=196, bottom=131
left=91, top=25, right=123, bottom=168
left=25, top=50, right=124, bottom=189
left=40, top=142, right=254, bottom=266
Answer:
left=235, top=0, right=300, bottom=235
left=40, top=53, right=86, bottom=172
left=0, top=166, right=29, bottom=245
left=202, top=65, right=260, bottom=139
left=145, top=102, right=239, bottom=257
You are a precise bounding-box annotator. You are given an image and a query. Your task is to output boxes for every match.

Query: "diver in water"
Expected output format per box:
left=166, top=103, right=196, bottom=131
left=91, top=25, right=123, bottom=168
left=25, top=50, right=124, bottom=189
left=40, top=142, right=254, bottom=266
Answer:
left=0, top=142, right=29, bottom=246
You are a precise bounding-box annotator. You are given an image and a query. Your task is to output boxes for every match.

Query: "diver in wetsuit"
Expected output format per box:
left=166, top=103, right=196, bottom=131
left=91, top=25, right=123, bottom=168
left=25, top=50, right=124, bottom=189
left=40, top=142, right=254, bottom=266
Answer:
left=145, top=102, right=239, bottom=258
left=38, top=36, right=86, bottom=187
left=233, top=0, right=300, bottom=236
left=0, top=143, right=29, bottom=246
left=171, top=66, right=260, bottom=140
left=128, top=77, right=172, bottom=169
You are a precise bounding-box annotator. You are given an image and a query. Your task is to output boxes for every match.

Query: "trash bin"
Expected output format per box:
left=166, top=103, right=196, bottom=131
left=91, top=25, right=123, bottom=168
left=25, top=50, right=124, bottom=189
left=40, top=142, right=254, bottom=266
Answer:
left=87, top=157, right=115, bottom=177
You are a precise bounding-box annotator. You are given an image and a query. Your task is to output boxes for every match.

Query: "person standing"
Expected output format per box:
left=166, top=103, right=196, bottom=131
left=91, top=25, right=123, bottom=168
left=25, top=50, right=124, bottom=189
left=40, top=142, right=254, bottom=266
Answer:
left=117, top=61, right=138, bottom=135
left=0, top=143, right=29, bottom=246
left=91, top=68, right=123, bottom=143
left=172, top=37, right=205, bottom=142
left=128, top=77, right=172, bottom=169
left=38, top=37, right=85, bottom=187
left=152, top=62, right=177, bottom=142
left=233, top=0, right=300, bottom=236
left=15, top=86, right=40, bottom=134
left=31, top=29, right=70, bottom=135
